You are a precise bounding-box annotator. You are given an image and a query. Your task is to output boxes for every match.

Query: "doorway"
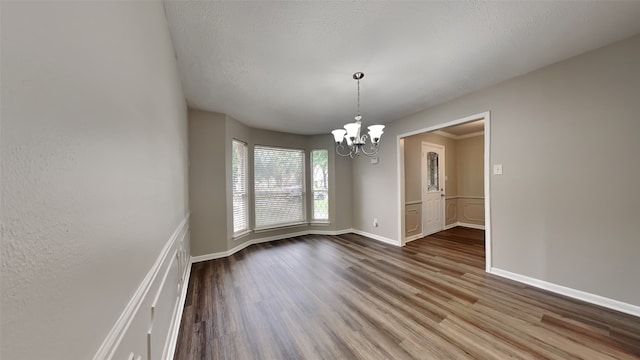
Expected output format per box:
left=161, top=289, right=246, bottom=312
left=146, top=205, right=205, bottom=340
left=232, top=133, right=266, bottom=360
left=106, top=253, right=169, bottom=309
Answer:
left=397, top=111, right=492, bottom=271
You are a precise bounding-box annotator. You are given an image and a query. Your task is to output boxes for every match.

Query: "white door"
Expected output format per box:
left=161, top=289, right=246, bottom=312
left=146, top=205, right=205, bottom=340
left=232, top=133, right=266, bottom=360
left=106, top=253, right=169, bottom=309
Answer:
left=422, top=143, right=445, bottom=235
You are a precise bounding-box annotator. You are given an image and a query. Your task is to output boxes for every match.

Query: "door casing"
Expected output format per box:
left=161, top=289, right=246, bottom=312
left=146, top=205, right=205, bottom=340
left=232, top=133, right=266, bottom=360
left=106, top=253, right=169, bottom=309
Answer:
left=397, top=111, right=492, bottom=272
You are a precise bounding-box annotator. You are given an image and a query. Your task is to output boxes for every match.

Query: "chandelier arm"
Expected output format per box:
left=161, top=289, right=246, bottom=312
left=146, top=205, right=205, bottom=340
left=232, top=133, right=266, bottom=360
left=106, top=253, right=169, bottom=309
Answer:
left=359, top=141, right=380, bottom=157
left=331, top=71, right=383, bottom=159
left=335, top=143, right=354, bottom=157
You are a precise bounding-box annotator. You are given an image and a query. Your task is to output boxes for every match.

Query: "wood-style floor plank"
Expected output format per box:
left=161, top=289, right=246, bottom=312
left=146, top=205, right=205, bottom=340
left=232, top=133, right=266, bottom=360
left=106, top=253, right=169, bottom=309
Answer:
left=174, top=227, right=640, bottom=359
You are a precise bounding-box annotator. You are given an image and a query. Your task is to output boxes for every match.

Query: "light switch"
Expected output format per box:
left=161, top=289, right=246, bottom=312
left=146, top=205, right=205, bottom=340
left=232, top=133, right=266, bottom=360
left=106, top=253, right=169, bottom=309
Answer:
left=493, top=164, right=503, bottom=175
left=370, top=157, right=379, bottom=164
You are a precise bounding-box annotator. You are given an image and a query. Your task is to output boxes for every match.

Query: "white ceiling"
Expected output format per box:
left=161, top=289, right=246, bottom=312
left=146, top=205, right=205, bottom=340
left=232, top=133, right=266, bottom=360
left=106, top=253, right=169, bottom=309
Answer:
left=438, top=120, right=485, bottom=138
left=164, top=1, right=640, bottom=135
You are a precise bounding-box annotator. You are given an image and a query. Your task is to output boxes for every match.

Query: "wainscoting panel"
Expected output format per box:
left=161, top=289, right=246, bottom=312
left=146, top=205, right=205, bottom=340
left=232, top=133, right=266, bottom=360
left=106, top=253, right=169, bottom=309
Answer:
left=405, top=202, right=422, bottom=239
left=98, top=216, right=191, bottom=360
left=457, top=197, right=485, bottom=226
left=445, top=198, right=457, bottom=225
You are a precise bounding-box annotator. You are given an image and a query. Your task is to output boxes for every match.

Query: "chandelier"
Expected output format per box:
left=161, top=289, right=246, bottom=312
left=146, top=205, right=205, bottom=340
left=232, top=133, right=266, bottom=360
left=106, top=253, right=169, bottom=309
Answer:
left=331, top=72, right=385, bottom=158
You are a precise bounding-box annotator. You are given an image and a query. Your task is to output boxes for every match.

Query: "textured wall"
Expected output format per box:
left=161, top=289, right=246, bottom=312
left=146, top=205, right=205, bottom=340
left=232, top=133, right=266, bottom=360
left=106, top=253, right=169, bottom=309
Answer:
left=1, top=2, right=188, bottom=359
left=352, top=34, right=640, bottom=306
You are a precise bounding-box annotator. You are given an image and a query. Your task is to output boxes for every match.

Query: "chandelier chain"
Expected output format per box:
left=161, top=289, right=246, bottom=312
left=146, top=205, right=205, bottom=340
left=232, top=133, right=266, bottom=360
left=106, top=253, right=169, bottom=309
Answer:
left=357, top=79, right=360, bottom=118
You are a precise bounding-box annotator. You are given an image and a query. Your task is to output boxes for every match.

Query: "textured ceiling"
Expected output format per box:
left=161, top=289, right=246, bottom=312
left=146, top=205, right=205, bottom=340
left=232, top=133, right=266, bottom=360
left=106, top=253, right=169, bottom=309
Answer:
left=164, top=1, right=640, bottom=135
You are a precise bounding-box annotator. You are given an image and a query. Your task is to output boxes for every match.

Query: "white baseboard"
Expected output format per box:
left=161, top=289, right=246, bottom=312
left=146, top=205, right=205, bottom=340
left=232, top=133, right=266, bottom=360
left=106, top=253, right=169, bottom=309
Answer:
left=445, top=221, right=485, bottom=230
left=444, top=223, right=458, bottom=230
left=191, top=228, right=354, bottom=263
left=350, top=229, right=402, bottom=246
left=405, top=233, right=424, bottom=243
left=94, top=215, right=190, bottom=360
left=490, top=267, right=640, bottom=318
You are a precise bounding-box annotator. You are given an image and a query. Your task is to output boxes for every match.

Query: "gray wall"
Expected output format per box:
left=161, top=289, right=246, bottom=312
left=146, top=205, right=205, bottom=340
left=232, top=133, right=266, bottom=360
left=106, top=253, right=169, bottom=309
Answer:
left=188, top=110, right=353, bottom=256
left=1, top=2, right=189, bottom=358
left=189, top=110, right=228, bottom=255
left=352, top=34, right=640, bottom=306
left=456, top=135, right=484, bottom=197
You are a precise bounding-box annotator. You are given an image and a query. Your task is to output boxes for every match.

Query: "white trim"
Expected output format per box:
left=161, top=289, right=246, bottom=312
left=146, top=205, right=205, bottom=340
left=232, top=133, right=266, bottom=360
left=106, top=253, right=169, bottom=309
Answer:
left=490, top=268, right=640, bottom=318
left=350, top=229, right=401, bottom=246
left=253, top=221, right=308, bottom=233
left=191, top=239, right=256, bottom=263
left=456, top=222, right=486, bottom=230
left=232, top=229, right=252, bottom=241
left=309, top=221, right=331, bottom=226
left=405, top=234, right=424, bottom=243
left=162, top=259, right=191, bottom=360
left=443, top=222, right=486, bottom=231
left=151, top=251, right=175, bottom=359
left=456, top=131, right=484, bottom=140
left=484, top=112, right=492, bottom=272
left=191, top=228, right=354, bottom=263
left=396, top=112, right=489, bottom=139
left=398, top=137, right=406, bottom=245
left=433, top=130, right=484, bottom=140
left=444, top=222, right=458, bottom=230
left=405, top=200, right=422, bottom=205
left=445, top=195, right=485, bottom=200
left=93, top=214, right=190, bottom=360
left=396, top=110, right=491, bottom=262
left=152, top=251, right=177, bottom=316
left=308, top=229, right=350, bottom=236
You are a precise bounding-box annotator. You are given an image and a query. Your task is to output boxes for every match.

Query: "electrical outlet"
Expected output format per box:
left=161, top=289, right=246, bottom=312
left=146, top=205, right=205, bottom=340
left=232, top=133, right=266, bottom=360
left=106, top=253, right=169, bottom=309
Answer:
left=373, top=218, right=379, bottom=227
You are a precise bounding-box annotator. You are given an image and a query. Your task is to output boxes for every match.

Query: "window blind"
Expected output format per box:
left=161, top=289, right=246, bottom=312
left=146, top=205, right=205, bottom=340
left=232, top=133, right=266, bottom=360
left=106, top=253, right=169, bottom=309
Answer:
left=254, top=146, right=305, bottom=229
left=232, top=140, right=248, bottom=233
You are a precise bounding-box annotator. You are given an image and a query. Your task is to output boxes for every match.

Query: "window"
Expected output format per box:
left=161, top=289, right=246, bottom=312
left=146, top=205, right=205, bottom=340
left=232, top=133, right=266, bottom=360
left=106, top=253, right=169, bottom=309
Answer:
left=427, top=151, right=439, bottom=192
left=254, top=146, right=306, bottom=229
left=311, top=150, right=328, bottom=221
left=232, top=140, right=248, bottom=234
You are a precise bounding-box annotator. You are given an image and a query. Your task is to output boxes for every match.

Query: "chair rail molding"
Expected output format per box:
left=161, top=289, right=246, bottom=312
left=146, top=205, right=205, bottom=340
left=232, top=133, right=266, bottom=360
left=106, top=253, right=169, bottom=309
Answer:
left=93, top=214, right=191, bottom=360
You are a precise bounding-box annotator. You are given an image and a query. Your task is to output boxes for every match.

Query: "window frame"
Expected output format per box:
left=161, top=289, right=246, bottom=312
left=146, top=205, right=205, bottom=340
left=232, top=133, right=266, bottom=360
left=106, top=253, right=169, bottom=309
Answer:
left=231, top=139, right=250, bottom=238
left=310, top=149, right=329, bottom=223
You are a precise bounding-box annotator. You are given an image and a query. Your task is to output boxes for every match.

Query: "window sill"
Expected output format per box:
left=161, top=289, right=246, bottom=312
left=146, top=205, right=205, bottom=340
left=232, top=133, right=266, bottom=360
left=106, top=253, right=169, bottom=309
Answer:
left=310, top=221, right=330, bottom=226
left=233, top=230, right=252, bottom=241
left=254, top=222, right=308, bottom=233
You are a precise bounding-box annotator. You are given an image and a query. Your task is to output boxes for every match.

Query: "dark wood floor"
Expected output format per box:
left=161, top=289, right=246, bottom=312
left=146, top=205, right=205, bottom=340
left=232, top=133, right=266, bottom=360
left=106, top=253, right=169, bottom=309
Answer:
left=174, top=227, right=640, bottom=359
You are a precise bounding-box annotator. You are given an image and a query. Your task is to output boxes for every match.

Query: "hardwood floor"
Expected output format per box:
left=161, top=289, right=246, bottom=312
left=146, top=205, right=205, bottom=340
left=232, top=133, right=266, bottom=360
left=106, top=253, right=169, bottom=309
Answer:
left=174, top=227, right=640, bottom=359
